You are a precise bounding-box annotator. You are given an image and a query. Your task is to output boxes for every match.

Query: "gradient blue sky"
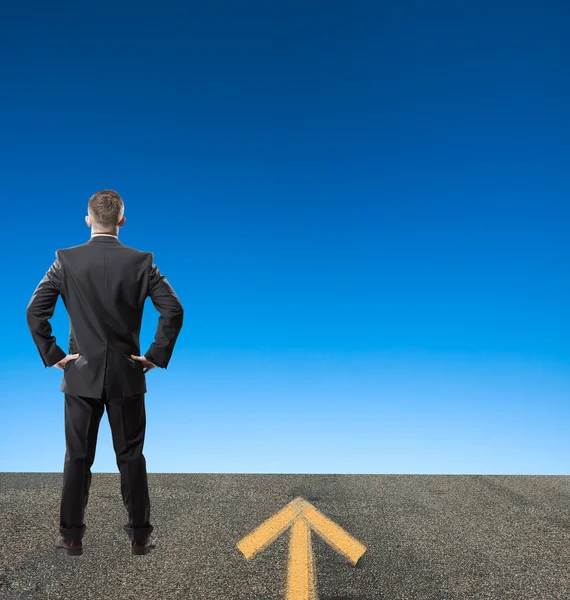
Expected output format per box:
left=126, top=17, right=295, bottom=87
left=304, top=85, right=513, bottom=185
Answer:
left=1, top=1, right=569, bottom=474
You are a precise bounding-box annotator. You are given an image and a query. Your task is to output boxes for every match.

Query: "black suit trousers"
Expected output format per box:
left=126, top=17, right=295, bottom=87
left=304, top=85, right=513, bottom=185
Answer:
left=59, top=389, right=154, bottom=542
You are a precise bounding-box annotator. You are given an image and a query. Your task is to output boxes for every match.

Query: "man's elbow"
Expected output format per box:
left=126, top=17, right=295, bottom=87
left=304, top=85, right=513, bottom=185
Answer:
left=174, top=306, right=184, bottom=326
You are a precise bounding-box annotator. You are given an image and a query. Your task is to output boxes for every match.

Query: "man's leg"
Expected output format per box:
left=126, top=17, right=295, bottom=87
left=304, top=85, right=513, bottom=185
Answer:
left=105, top=392, right=153, bottom=542
left=59, top=393, right=105, bottom=541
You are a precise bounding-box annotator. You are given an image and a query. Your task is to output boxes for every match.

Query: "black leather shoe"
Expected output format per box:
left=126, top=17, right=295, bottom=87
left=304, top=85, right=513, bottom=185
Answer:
left=55, top=536, right=83, bottom=556
left=131, top=534, right=156, bottom=555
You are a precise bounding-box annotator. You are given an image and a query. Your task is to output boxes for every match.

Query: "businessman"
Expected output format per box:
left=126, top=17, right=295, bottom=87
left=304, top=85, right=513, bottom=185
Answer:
left=26, top=190, right=184, bottom=556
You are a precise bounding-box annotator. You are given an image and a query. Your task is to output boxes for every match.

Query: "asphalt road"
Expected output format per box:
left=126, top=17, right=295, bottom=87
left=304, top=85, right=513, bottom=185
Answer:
left=0, top=473, right=569, bottom=599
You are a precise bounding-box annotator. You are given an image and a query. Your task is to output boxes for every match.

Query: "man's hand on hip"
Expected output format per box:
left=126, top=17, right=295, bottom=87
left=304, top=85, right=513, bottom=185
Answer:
left=54, top=353, right=80, bottom=370
left=131, top=355, right=158, bottom=373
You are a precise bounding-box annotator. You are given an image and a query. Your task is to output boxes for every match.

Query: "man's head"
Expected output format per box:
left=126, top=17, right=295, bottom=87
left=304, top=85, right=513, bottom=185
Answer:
left=85, top=189, right=126, bottom=236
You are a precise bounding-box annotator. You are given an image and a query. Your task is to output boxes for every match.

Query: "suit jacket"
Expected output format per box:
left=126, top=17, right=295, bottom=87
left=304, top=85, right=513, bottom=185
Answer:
left=26, top=235, right=184, bottom=398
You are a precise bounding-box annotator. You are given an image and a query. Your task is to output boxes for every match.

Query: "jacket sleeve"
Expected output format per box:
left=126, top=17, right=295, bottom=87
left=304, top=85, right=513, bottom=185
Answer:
left=26, top=251, right=68, bottom=367
left=143, top=255, right=184, bottom=369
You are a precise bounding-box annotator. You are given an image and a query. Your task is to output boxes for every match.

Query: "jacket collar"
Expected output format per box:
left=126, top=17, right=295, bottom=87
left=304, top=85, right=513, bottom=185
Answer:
left=87, top=235, right=124, bottom=244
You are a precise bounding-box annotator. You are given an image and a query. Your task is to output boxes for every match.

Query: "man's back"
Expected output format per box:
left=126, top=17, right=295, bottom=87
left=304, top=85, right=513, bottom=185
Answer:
left=27, top=235, right=184, bottom=397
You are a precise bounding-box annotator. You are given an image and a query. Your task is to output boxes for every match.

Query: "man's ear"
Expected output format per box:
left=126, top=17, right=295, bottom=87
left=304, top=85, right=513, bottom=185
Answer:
left=85, top=216, right=91, bottom=227
left=119, top=216, right=126, bottom=227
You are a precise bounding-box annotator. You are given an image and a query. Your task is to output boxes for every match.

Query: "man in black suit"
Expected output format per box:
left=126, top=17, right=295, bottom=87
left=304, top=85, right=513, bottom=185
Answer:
left=26, top=190, right=184, bottom=556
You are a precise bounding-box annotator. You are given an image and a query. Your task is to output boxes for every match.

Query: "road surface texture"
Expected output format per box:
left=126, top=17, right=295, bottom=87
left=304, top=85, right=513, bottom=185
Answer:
left=0, top=473, right=569, bottom=599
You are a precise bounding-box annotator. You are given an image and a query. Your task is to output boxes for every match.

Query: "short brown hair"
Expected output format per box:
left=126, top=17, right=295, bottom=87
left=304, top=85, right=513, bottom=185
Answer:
left=88, top=190, right=124, bottom=228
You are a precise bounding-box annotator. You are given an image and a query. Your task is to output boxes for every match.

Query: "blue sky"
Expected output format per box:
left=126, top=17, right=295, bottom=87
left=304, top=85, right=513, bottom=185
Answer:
left=1, top=1, right=569, bottom=474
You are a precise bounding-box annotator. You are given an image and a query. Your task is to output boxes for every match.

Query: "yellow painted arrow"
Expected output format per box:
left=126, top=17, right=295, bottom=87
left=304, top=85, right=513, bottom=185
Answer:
left=236, top=496, right=366, bottom=600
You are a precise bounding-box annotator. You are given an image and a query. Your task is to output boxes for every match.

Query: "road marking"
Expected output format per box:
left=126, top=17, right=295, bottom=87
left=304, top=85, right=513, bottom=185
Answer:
left=237, top=496, right=366, bottom=600
left=237, top=497, right=307, bottom=560
left=286, top=513, right=317, bottom=600
left=301, top=502, right=366, bottom=565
